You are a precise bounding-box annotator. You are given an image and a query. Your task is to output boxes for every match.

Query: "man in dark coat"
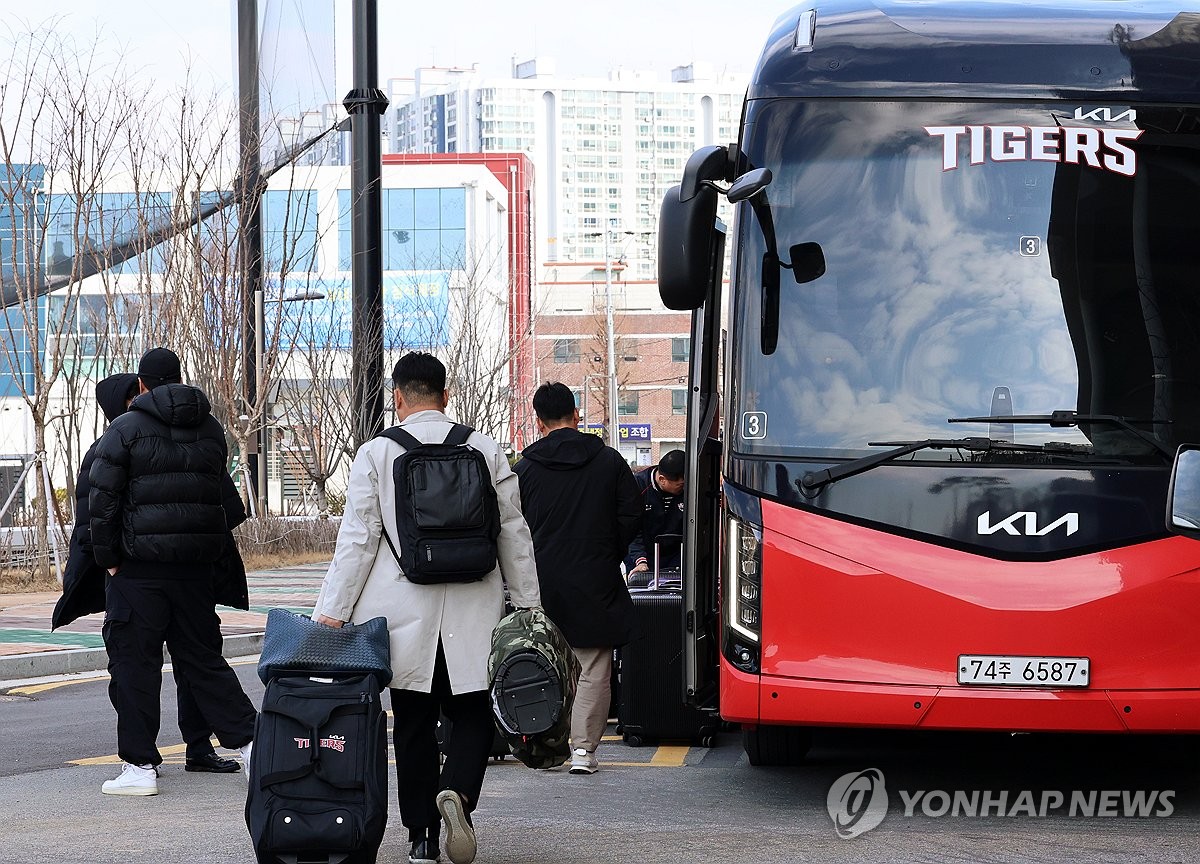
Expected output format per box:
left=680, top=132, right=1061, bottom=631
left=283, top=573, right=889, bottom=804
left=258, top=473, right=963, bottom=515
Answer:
left=514, top=382, right=640, bottom=775
left=625, top=449, right=686, bottom=584
left=54, top=373, right=140, bottom=632
left=89, top=347, right=256, bottom=796
left=54, top=372, right=247, bottom=775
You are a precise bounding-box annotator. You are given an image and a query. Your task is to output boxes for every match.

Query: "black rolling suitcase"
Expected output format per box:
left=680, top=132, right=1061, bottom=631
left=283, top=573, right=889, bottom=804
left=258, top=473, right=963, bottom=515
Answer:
left=618, top=539, right=717, bottom=748
left=246, top=672, right=388, bottom=864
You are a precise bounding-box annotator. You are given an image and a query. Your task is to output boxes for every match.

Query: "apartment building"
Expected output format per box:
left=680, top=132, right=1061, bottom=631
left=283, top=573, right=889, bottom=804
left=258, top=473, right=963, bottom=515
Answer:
left=386, top=58, right=746, bottom=282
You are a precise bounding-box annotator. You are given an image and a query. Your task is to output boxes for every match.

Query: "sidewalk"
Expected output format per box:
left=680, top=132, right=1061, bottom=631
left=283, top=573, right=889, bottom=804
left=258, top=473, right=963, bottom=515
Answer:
left=0, top=562, right=329, bottom=681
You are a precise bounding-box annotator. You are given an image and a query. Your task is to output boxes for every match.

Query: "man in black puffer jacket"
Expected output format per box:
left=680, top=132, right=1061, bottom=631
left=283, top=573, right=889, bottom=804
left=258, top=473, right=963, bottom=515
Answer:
left=89, top=348, right=256, bottom=797
left=55, top=372, right=246, bottom=777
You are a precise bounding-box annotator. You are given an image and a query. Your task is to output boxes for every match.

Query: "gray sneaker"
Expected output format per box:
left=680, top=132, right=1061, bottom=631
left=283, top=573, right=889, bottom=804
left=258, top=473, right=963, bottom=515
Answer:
left=569, top=748, right=598, bottom=775
left=435, top=789, right=476, bottom=864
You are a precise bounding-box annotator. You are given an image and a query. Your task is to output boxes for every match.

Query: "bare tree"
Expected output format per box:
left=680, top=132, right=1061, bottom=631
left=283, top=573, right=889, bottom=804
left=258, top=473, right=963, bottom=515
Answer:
left=384, top=241, right=533, bottom=445
left=0, top=25, right=148, bottom=580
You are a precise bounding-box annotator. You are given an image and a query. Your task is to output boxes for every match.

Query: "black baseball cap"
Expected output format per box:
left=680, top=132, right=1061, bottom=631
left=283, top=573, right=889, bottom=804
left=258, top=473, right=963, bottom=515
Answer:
left=137, top=347, right=182, bottom=388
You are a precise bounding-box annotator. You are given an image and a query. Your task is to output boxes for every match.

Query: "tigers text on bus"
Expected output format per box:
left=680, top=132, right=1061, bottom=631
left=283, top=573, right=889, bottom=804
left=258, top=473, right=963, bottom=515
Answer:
left=923, top=125, right=1142, bottom=175
left=658, top=0, right=1200, bottom=766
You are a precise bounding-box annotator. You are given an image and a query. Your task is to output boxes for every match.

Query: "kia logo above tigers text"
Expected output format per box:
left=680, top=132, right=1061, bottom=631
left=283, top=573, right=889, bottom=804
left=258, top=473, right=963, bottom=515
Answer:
left=976, top=511, right=1079, bottom=537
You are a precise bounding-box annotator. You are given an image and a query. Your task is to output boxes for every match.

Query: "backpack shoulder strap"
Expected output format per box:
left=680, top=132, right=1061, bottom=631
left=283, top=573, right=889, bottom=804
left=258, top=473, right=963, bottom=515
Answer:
left=378, top=426, right=422, bottom=451
left=443, top=423, right=474, bottom=447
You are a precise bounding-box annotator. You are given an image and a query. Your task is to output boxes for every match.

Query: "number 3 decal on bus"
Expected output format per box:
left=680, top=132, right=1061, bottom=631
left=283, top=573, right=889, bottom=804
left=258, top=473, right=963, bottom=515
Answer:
left=741, top=411, right=768, bottom=440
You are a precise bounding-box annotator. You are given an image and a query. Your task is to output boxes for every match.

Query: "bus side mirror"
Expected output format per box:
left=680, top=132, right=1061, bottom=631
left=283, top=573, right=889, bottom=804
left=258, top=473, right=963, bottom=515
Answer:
left=660, top=145, right=736, bottom=311
left=659, top=182, right=720, bottom=311
left=1166, top=445, right=1200, bottom=540
left=790, top=242, right=826, bottom=284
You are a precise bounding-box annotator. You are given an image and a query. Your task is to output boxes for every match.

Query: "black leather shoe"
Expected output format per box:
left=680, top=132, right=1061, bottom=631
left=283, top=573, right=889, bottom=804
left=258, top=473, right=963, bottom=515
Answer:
left=184, top=752, right=240, bottom=773
left=408, top=839, right=440, bottom=864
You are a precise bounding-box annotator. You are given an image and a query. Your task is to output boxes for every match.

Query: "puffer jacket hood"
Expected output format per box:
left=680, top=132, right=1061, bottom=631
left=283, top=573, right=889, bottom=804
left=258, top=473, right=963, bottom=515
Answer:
left=520, top=427, right=604, bottom=470
left=95, top=374, right=139, bottom=423
left=131, top=383, right=212, bottom=428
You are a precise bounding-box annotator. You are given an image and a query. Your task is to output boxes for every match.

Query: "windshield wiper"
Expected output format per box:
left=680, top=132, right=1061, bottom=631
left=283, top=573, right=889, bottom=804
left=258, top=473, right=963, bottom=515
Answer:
left=946, top=410, right=1173, bottom=459
left=799, top=436, right=1074, bottom=495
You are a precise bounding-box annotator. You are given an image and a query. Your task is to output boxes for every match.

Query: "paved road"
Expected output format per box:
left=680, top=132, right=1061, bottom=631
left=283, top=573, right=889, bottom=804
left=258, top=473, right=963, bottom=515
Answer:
left=4, top=661, right=1200, bottom=864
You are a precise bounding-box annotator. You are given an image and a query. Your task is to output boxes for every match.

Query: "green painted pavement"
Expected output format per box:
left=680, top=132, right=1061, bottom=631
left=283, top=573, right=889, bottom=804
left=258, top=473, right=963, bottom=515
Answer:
left=0, top=629, right=106, bottom=648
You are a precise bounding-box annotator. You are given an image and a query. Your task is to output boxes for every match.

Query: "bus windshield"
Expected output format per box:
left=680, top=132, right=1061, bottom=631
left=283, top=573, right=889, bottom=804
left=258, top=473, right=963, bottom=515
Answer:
left=730, top=100, right=1200, bottom=464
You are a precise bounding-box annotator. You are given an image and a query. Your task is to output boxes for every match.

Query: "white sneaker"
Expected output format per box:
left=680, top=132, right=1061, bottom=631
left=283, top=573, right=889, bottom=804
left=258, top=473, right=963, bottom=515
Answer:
left=239, top=741, right=253, bottom=779
left=568, top=748, right=598, bottom=775
left=102, top=762, right=159, bottom=796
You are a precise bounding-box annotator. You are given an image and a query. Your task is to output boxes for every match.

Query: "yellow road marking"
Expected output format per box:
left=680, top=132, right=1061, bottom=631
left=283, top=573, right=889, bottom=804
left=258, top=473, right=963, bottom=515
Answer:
left=649, top=746, right=690, bottom=767
left=70, top=745, right=691, bottom=769
left=72, top=744, right=187, bottom=766
left=10, top=678, right=104, bottom=696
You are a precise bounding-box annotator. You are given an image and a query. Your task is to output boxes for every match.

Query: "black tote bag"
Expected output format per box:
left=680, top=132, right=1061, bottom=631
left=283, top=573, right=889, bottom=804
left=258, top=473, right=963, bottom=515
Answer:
left=257, top=609, right=392, bottom=692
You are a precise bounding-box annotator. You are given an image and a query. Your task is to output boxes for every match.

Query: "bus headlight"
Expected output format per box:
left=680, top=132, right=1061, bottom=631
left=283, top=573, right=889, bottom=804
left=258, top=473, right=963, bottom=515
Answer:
left=727, top=516, right=762, bottom=652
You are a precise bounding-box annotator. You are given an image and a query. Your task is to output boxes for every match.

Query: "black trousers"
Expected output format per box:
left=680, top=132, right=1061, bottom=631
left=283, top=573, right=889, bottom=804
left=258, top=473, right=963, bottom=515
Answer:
left=175, top=673, right=217, bottom=758
left=103, top=572, right=256, bottom=767
left=390, top=641, right=492, bottom=840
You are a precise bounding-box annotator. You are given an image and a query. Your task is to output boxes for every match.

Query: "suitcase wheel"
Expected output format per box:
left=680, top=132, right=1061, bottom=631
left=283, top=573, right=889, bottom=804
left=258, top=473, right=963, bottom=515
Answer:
left=623, top=733, right=645, bottom=747
left=700, top=734, right=716, bottom=748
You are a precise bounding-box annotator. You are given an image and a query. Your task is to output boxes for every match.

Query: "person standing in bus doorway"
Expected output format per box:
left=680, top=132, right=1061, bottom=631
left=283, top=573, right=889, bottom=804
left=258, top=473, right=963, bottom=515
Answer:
left=89, top=348, right=256, bottom=796
left=514, top=383, right=641, bottom=775
left=313, top=352, right=541, bottom=864
left=625, top=449, right=687, bottom=583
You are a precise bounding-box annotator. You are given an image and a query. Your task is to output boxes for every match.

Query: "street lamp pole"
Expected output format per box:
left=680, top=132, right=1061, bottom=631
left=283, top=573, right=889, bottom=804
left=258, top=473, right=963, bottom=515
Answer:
left=603, top=223, right=620, bottom=451
left=237, top=0, right=264, bottom=515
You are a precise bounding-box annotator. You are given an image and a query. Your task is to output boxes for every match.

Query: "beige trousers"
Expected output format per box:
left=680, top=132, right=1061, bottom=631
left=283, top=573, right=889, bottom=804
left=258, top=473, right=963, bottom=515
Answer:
left=570, top=646, right=613, bottom=754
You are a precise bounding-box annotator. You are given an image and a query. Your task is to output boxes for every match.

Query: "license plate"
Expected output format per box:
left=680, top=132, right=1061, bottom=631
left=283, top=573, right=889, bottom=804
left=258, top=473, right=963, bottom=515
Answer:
left=957, top=655, right=1090, bottom=688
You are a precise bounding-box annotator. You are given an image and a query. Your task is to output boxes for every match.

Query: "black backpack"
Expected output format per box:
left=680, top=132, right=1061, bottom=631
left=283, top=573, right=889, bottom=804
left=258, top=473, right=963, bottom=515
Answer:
left=377, top=423, right=501, bottom=585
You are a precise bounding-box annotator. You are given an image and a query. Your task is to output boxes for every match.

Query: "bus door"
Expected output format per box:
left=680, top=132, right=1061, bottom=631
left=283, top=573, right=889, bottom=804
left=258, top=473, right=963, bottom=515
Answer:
left=659, top=145, right=736, bottom=710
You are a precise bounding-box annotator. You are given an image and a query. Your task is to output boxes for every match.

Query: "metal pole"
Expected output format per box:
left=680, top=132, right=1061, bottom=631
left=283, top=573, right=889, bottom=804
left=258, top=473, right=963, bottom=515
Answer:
left=345, top=0, right=389, bottom=450
left=604, top=223, right=620, bottom=450
left=237, top=0, right=265, bottom=512
left=255, top=286, right=268, bottom=515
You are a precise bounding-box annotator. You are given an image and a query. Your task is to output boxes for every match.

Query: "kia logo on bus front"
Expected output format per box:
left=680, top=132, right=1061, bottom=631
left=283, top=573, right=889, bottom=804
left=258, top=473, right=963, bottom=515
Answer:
left=977, top=511, right=1079, bottom=537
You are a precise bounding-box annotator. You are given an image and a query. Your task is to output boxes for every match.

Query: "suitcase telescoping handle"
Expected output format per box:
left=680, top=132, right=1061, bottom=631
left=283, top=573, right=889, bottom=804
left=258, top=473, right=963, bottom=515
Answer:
left=652, top=533, right=683, bottom=590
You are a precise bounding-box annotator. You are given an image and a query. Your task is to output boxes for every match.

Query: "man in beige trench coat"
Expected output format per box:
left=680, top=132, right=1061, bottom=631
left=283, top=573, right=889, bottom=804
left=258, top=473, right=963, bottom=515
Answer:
left=313, top=352, right=541, bottom=864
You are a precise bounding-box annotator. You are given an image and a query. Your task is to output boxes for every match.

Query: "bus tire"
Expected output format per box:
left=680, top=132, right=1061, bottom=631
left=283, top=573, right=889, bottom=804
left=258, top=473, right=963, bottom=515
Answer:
left=742, top=725, right=812, bottom=766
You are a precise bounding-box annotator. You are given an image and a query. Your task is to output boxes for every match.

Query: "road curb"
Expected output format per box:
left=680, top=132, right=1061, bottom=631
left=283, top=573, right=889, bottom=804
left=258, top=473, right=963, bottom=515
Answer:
left=0, top=632, right=265, bottom=680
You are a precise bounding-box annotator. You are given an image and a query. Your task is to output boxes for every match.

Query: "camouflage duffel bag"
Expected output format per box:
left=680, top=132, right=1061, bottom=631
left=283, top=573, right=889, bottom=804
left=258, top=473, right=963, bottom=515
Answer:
left=488, top=606, right=581, bottom=770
